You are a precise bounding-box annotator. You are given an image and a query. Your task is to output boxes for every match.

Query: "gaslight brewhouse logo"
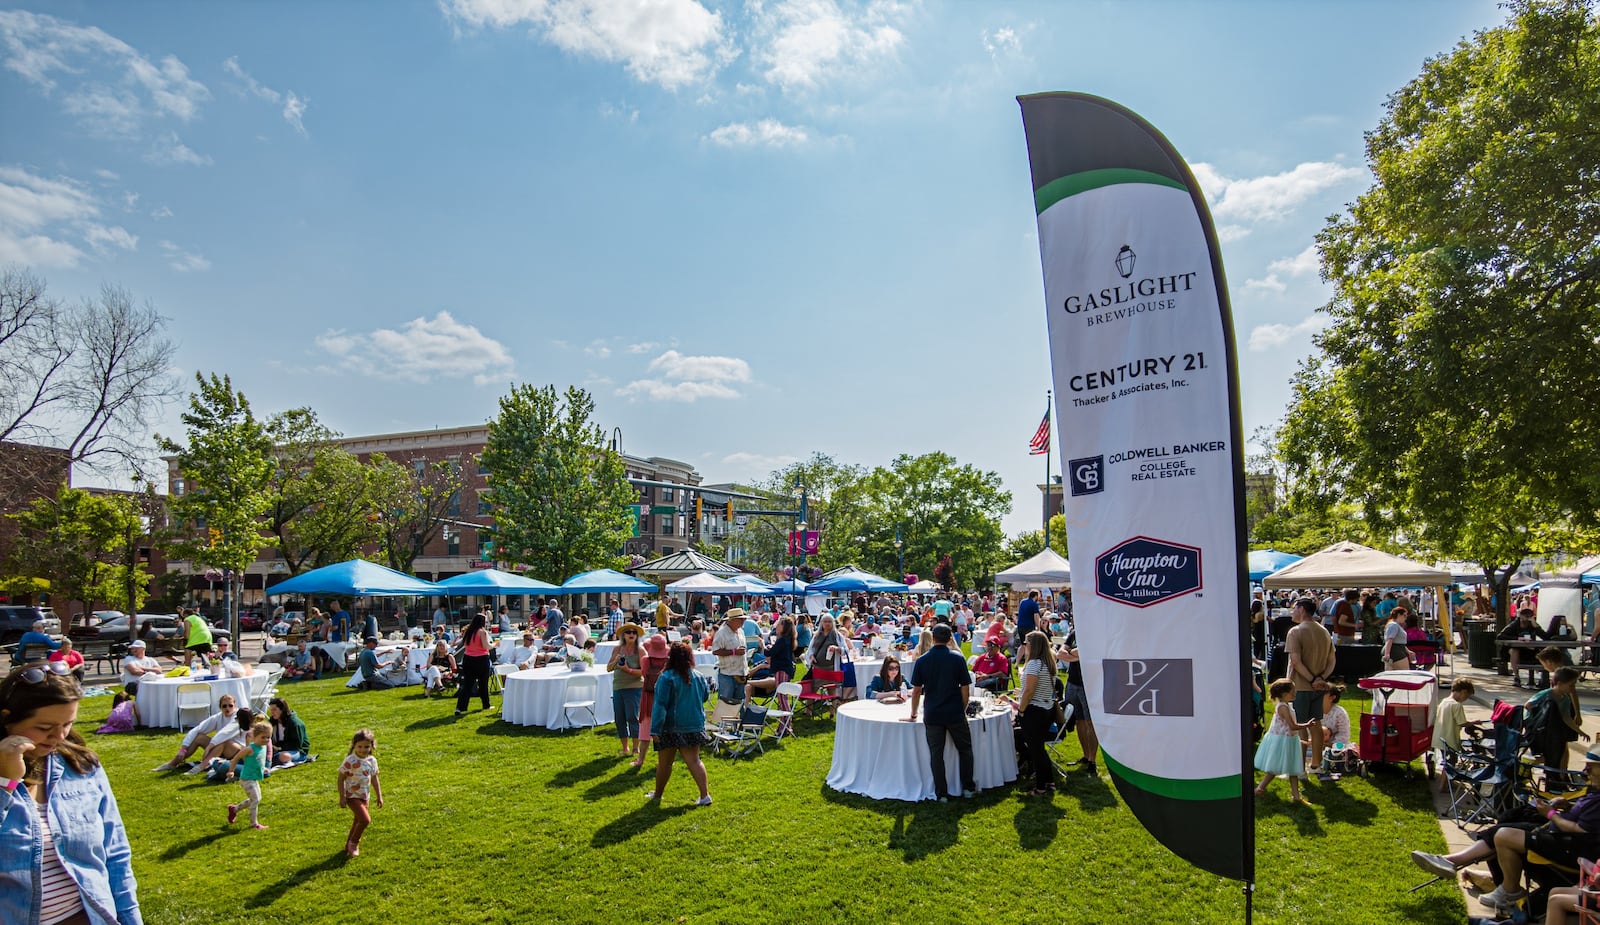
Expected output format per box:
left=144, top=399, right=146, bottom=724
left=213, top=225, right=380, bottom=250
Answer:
left=1095, top=536, right=1202, bottom=608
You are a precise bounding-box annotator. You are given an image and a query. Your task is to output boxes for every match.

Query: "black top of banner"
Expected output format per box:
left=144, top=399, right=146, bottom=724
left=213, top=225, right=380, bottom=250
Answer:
left=1017, top=92, right=1189, bottom=192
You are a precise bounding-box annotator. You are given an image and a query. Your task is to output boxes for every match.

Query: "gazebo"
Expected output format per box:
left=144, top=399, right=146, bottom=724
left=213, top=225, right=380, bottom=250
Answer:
left=631, top=549, right=740, bottom=584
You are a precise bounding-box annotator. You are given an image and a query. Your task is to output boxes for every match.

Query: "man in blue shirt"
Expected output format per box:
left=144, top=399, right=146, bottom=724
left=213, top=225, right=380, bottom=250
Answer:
left=17, top=620, right=59, bottom=660
left=356, top=637, right=396, bottom=690
left=905, top=623, right=975, bottom=802
left=329, top=600, right=352, bottom=643
left=1015, top=591, right=1040, bottom=636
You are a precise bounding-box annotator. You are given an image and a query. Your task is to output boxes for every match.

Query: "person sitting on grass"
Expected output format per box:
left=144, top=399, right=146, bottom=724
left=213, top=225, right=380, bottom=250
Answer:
left=266, top=697, right=311, bottom=766
left=283, top=641, right=319, bottom=682
left=355, top=638, right=397, bottom=691
left=95, top=691, right=139, bottom=734
left=153, top=694, right=239, bottom=771
left=1411, top=748, right=1600, bottom=915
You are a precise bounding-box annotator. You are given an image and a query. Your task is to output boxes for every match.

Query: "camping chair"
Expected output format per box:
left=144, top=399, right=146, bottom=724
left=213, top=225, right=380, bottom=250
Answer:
left=798, top=669, right=846, bottom=720
left=560, top=675, right=598, bottom=730
left=175, top=683, right=212, bottom=731
left=768, top=681, right=801, bottom=740
left=710, top=701, right=768, bottom=759
left=488, top=663, right=516, bottom=695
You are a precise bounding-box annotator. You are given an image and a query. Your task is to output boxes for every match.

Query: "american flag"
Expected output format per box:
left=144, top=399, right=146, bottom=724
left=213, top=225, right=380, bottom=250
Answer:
left=1028, top=410, right=1051, bottom=455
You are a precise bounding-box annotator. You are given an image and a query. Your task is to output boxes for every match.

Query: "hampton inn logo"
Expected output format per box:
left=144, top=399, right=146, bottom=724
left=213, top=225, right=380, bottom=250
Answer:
left=1094, top=536, right=1202, bottom=608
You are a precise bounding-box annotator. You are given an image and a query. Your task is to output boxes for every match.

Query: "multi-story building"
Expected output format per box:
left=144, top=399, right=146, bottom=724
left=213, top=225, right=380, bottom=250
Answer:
left=164, top=424, right=706, bottom=603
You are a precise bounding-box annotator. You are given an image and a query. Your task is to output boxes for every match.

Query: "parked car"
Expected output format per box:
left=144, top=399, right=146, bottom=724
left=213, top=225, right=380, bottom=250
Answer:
left=238, top=611, right=264, bottom=632
left=0, top=605, right=62, bottom=645
left=72, top=613, right=230, bottom=649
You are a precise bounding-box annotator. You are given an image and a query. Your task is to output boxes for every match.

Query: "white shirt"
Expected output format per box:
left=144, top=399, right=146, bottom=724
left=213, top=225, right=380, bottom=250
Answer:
left=180, top=708, right=238, bottom=748
left=510, top=644, right=537, bottom=667
left=121, top=654, right=161, bottom=685
left=569, top=622, right=590, bottom=647
left=1322, top=704, right=1351, bottom=748
left=216, top=657, right=252, bottom=679
left=713, top=623, right=748, bottom=675
left=431, top=608, right=447, bottom=627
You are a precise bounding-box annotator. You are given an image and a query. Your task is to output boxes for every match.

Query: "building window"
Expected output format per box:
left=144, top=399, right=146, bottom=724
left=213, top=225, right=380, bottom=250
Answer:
left=447, top=490, right=461, bottom=517
left=476, top=456, right=488, bottom=476
left=661, top=486, right=675, bottom=502
left=446, top=531, right=460, bottom=556
left=173, top=478, right=186, bottom=496
left=412, top=458, right=426, bottom=479
left=661, top=545, right=674, bottom=555
left=477, top=493, right=491, bottom=515
left=659, top=516, right=673, bottom=535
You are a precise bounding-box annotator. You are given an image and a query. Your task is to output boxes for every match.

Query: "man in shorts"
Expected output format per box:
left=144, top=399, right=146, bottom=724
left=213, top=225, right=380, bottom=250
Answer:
left=181, top=607, right=214, bottom=669
left=1056, top=632, right=1099, bottom=774
left=1284, top=597, right=1337, bottom=772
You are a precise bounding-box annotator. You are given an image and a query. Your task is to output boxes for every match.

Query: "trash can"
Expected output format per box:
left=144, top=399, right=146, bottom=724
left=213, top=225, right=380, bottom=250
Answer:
left=1466, top=619, right=1497, bottom=669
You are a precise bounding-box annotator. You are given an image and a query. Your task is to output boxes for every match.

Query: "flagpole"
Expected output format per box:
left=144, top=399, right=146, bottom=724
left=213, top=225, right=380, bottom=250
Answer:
left=1043, top=389, right=1053, bottom=550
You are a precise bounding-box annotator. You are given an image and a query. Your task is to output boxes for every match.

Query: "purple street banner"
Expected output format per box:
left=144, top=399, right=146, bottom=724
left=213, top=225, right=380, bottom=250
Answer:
left=788, top=530, right=821, bottom=556
left=1018, top=92, right=1253, bottom=882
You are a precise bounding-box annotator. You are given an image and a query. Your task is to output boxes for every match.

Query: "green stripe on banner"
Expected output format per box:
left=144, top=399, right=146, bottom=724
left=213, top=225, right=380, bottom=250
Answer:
left=1034, top=168, right=1188, bottom=215
left=1103, top=751, right=1240, bottom=801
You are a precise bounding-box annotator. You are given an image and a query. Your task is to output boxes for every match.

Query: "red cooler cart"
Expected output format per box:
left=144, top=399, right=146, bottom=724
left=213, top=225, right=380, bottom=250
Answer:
left=1358, top=670, right=1440, bottom=777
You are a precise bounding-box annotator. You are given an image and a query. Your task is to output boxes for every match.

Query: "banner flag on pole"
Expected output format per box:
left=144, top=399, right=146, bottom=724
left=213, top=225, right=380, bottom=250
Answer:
left=1017, top=92, right=1253, bottom=883
left=1028, top=407, right=1052, bottom=455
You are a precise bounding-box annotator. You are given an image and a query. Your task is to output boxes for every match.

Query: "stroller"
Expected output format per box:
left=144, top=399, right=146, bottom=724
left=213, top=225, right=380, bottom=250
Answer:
left=1358, top=670, right=1440, bottom=777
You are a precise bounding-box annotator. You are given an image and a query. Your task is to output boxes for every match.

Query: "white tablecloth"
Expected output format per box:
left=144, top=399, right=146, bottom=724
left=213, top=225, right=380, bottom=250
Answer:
left=850, top=655, right=917, bottom=691
left=825, top=699, right=1017, bottom=801
left=136, top=675, right=255, bottom=729
left=594, top=641, right=619, bottom=665
left=501, top=665, right=615, bottom=729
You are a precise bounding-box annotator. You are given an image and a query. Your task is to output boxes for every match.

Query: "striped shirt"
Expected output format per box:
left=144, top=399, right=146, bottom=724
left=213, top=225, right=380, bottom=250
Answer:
left=37, top=802, right=85, bottom=925
left=1022, top=659, right=1055, bottom=709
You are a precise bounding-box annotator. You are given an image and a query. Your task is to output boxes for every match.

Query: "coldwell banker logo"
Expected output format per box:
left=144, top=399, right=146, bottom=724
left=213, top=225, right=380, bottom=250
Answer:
left=1094, top=536, right=1202, bottom=608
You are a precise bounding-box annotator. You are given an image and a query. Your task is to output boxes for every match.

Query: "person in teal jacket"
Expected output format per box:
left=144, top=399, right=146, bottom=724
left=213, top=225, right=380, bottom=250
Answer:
left=645, top=642, right=712, bottom=806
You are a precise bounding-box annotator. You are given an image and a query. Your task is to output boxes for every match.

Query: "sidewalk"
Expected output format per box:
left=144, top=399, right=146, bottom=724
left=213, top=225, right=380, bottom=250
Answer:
left=1423, top=653, right=1597, bottom=918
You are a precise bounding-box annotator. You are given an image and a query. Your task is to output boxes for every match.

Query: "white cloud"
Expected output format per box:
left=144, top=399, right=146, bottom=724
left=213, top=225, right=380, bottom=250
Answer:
left=93, top=168, right=119, bottom=181
left=0, top=165, right=120, bottom=268
left=147, top=131, right=211, bottom=166
left=159, top=240, right=209, bottom=272
left=442, top=0, right=732, bottom=90
left=1248, top=315, right=1326, bottom=351
left=0, top=10, right=209, bottom=140
left=1243, top=274, right=1286, bottom=294
left=750, top=0, right=907, bottom=93
left=1216, top=224, right=1251, bottom=243
left=1192, top=160, right=1364, bottom=224
left=223, top=56, right=310, bottom=136
left=83, top=223, right=138, bottom=252
left=599, top=100, right=640, bottom=123
left=705, top=118, right=810, bottom=148
left=583, top=339, right=611, bottom=358
left=150, top=205, right=173, bottom=220
left=722, top=451, right=798, bottom=470
left=314, top=311, right=516, bottom=386
left=617, top=349, right=751, bottom=402
left=1268, top=244, right=1321, bottom=278
left=981, top=26, right=1021, bottom=58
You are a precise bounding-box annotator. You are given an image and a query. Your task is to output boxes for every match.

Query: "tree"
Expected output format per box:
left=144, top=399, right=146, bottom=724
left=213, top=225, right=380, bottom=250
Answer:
left=4, top=486, right=148, bottom=627
left=856, top=452, right=1011, bottom=589
left=367, top=454, right=464, bottom=574
left=1279, top=0, right=1600, bottom=624
left=479, top=384, right=635, bottom=582
left=735, top=454, right=868, bottom=576
left=0, top=269, right=176, bottom=507
left=1003, top=514, right=1069, bottom=566
left=262, top=409, right=378, bottom=574
left=158, top=374, right=276, bottom=637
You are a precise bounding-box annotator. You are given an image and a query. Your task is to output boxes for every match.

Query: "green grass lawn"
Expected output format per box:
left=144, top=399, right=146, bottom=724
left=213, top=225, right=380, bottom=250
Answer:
left=76, top=680, right=1465, bottom=924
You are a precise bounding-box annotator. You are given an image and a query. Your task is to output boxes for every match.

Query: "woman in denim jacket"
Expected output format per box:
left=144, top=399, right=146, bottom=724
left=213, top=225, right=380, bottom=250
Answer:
left=0, top=662, right=141, bottom=925
left=644, top=642, right=712, bottom=806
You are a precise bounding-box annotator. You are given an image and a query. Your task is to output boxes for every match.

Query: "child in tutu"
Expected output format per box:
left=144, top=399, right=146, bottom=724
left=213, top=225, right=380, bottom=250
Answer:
left=1254, top=679, right=1317, bottom=803
left=95, top=691, right=138, bottom=734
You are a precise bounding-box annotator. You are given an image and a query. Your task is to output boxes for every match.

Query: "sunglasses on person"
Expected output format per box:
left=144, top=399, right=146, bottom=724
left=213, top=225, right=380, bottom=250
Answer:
left=16, top=661, right=72, bottom=685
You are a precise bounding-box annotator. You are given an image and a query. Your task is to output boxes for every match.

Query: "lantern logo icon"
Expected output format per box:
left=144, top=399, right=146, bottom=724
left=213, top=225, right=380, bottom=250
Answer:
left=1115, top=245, right=1136, bottom=279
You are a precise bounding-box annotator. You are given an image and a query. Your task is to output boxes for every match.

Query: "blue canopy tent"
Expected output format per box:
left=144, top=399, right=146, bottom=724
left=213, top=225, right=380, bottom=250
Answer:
left=808, top=567, right=909, bottom=593
left=1247, top=549, right=1303, bottom=582
left=561, top=568, right=657, bottom=594
left=265, top=559, right=443, bottom=596
left=759, top=577, right=816, bottom=596
left=436, top=569, right=560, bottom=594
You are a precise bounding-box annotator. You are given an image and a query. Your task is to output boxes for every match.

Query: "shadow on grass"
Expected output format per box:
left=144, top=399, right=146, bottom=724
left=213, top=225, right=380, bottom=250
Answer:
left=1013, top=794, right=1067, bottom=850
left=1257, top=791, right=1327, bottom=835
left=158, top=829, right=230, bottom=860
left=1057, top=768, right=1118, bottom=812
left=820, top=782, right=997, bottom=860
left=405, top=712, right=471, bottom=732
left=244, top=850, right=349, bottom=909
left=550, top=756, right=617, bottom=789
left=584, top=765, right=650, bottom=801
left=1303, top=778, right=1379, bottom=825
left=591, top=801, right=694, bottom=847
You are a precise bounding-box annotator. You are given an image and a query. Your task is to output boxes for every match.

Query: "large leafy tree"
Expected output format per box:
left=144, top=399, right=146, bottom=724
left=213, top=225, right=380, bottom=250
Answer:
left=367, top=454, right=464, bottom=574
left=263, top=409, right=378, bottom=574
left=158, top=374, right=276, bottom=636
left=1279, top=0, right=1600, bottom=624
left=4, top=486, right=148, bottom=627
left=856, top=452, right=1011, bottom=589
left=479, top=384, right=634, bottom=582
left=737, top=454, right=867, bottom=576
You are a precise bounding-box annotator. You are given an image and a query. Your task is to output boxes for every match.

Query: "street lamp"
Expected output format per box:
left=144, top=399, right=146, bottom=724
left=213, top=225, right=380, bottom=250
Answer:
left=894, top=526, right=904, bottom=582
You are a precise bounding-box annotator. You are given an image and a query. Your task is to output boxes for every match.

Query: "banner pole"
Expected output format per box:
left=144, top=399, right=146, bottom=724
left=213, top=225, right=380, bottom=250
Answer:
left=1044, top=389, right=1053, bottom=549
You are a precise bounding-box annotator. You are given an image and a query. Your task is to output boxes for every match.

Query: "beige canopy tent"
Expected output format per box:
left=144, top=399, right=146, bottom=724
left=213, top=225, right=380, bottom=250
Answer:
left=1261, top=541, right=1456, bottom=650
left=995, top=548, right=1072, bottom=590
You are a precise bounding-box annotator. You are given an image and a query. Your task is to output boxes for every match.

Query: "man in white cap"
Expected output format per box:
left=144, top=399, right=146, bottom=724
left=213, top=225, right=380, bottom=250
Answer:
left=120, top=639, right=163, bottom=694
left=711, top=608, right=750, bottom=705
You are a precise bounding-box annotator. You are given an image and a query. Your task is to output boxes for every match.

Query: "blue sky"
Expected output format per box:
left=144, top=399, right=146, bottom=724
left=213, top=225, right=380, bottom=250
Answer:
left=1, top=0, right=1506, bottom=539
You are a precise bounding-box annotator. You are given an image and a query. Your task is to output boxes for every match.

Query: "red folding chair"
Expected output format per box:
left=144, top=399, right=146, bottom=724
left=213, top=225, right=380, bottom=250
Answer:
left=798, top=668, right=845, bottom=719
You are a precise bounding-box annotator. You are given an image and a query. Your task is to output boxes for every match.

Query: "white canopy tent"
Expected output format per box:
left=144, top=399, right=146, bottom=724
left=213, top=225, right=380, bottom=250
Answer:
left=1262, top=541, right=1455, bottom=649
left=905, top=579, right=941, bottom=593
left=995, top=548, right=1072, bottom=590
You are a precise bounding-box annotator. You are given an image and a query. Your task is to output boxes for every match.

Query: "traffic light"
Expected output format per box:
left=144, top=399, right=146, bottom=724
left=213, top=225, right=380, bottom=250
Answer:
left=725, top=500, right=734, bottom=520
left=695, top=496, right=703, bottom=520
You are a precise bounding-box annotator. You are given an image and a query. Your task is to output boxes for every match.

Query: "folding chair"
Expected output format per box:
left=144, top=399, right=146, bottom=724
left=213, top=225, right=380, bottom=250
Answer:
left=560, top=675, right=598, bottom=730
left=768, top=681, right=801, bottom=740
left=488, top=663, right=516, bottom=695
left=248, top=668, right=281, bottom=715
left=798, top=669, right=845, bottom=719
left=710, top=702, right=768, bottom=758
left=175, top=683, right=212, bottom=731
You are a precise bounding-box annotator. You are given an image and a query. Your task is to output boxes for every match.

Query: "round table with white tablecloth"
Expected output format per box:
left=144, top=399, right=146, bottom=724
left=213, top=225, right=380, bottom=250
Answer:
left=825, top=699, right=1017, bottom=802
left=135, top=675, right=255, bottom=729
left=849, top=654, right=917, bottom=692
left=500, top=665, right=614, bottom=729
